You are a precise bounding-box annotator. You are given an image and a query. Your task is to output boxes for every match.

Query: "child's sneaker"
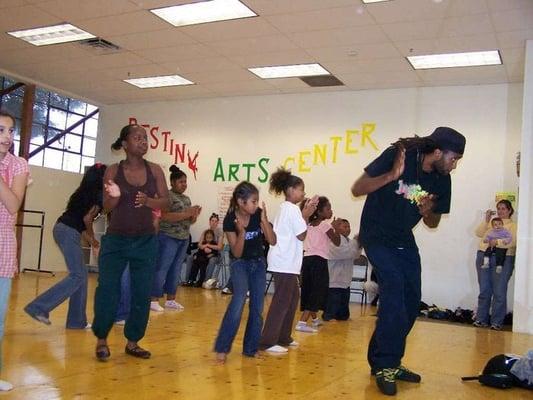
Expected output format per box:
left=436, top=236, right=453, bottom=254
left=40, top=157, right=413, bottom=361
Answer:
left=150, top=301, right=164, bottom=312
left=265, top=345, right=288, bottom=354
left=311, top=318, right=323, bottom=327
left=288, top=340, right=299, bottom=347
left=165, top=300, right=184, bottom=310
left=295, top=322, right=317, bottom=333
left=0, top=380, right=13, bottom=392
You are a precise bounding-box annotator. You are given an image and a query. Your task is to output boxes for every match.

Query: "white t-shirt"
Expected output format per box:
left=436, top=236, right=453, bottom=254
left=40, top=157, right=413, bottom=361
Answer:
left=267, top=201, right=307, bottom=274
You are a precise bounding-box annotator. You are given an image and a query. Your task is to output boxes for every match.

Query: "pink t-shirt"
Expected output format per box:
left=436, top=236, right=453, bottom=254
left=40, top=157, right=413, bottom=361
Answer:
left=304, top=220, right=333, bottom=259
left=0, top=153, right=29, bottom=278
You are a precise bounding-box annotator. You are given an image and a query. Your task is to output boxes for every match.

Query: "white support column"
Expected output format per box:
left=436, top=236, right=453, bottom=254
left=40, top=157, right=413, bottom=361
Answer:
left=513, top=39, right=533, bottom=334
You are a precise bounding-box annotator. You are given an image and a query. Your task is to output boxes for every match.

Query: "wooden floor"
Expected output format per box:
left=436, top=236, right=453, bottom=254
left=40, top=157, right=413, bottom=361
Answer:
left=2, top=273, right=531, bottom=400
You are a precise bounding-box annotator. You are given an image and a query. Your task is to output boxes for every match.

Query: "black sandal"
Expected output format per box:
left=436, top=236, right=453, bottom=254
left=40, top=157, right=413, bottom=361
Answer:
left=125, top=345, right=151, bottom=359
left=96, top=344, right=110, bottom=361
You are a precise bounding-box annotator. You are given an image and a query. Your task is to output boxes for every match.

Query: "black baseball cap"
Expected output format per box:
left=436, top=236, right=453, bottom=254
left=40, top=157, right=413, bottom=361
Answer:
left=428, top=127, right=466, bottom=155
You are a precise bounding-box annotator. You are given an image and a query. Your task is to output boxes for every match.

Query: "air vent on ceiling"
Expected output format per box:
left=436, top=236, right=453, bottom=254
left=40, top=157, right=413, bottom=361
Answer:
left=78, top=37, right=121, bottom=54
left=300, top=75, right=345, bottom=87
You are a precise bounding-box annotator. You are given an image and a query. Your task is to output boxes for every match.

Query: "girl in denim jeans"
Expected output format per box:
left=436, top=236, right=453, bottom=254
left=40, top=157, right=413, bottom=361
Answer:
left=25, top=163, right=106, bottom=329
left=214, top=181, right=276, bottom=364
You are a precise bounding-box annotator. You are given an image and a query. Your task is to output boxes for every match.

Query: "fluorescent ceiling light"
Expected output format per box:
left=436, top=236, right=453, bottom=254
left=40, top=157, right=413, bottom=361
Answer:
left=150, top=0, right=257, bottom=27
left=7, top=23, right=95, bottom=46
left=248, top=63, right=331, bottom=79
left=362, top=0, right=392, bottom=3
left=407, top=50, right=502, bottom=70
left=124, top=75, right=194, bottom=88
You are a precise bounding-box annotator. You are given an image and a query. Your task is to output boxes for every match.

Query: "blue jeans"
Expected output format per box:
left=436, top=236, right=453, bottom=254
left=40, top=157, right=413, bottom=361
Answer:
left=0, top=277, right=12, bottom=371
left=25, top=223, right=88, bottom=328
left=365, top=245, right=421, bottom=369
left=115, top=266, right=130, bottom=322
left=151, top=233, right=189, bottom=298
left=214, top=258, right=266, bottom=356
left=475, top=250, right=515, bottom=326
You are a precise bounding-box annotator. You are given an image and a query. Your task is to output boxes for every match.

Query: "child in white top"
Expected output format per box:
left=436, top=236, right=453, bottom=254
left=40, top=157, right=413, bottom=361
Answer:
left=323, top=219, right=361, bottom=321
left=259, top=167, right=317, bottom=353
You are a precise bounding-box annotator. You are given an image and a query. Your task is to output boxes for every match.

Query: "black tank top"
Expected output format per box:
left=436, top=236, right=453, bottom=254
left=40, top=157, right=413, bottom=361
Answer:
left=107, top=160, right=157, bottom=236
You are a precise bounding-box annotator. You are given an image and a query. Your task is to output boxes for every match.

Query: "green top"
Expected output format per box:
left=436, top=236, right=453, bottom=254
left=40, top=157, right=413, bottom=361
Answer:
left=159, top=190, right=192, bottom=240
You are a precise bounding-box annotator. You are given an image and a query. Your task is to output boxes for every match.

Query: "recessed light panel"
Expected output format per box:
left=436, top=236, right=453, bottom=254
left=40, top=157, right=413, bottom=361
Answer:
left=124, top=75, right=194, bottom=88
left=248, top=64, right=331, bottom=79
left=7, top=23, right=96, bottom=46
left=407, top=50, right=502, bottom=69
left=151, top=0, right=257, bottom=27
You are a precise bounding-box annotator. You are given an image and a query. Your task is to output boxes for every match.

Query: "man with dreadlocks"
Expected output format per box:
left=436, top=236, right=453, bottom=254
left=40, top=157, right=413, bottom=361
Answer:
left=351, top=127, right=466, bottom=396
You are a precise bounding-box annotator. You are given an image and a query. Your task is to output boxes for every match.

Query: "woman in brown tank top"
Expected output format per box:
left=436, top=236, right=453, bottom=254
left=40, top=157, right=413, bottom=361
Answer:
left=92, top=124, right=169, bottom=361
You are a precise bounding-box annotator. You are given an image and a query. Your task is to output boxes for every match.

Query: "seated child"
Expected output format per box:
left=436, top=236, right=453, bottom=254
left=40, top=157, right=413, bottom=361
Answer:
left=186, top=229, right=219, bottom=287
left=323, top=219, right=361, bottom=321
left=482, top=217, right=512, bottom=270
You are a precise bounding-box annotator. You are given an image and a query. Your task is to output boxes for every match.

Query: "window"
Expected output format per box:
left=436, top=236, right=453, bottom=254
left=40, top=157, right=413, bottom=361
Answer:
left=0, top=76, right=99, bottom=174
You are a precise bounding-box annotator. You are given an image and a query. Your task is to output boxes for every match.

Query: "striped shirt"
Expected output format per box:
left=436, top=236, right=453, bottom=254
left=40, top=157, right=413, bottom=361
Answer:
left=0, top=153, right=29, bottom=278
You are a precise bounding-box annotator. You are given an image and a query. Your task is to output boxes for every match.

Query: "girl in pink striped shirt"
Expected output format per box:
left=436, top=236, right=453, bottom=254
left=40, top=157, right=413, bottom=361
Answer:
left=0, top=110, right=29, bottom=392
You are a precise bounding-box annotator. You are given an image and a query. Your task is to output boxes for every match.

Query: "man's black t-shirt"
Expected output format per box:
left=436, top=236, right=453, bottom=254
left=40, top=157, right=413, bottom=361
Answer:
left=223, top=208, right=264, bottom=259
left=359, top=146, right=451, bottom=249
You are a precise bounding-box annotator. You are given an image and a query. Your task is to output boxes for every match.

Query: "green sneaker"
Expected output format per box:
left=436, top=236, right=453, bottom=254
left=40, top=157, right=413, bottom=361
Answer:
left=375, top=368, right=397, bottom=396
left=396, top=365, right=421, bottom=383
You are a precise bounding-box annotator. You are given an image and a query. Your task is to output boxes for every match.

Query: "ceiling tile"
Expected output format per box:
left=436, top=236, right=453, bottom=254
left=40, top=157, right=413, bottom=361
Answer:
left=417, top=65, right=508, bottom=85
left=159, top=57, right=240, bottom=74
left=486, top=0, right=533, bottom=12
left=505, top=61, right=524, bottom=82
left=207, top=35, right=300, bottom=56
left=496, top=29, right=533, bottom=49
left=183, top=67, right=258, bottom=84
left=107, top=29, right=197, bottom=51
left=34, top=0, right=139, bottom=21
left=322, top=57, right=413, bottom=75
left=181, top=17, right=279, bottom=43
left=500, top=47, right=525, bottom=65
left=228, top=49, right=314, bottom=68
left=289, top=25, right=389, bottom=48
left=0, top=5, right=60, bottom=31
left=75, top=11, right=170, bottom=37
left=381, top=20, right=445, bottom=41
left=491, top=8, right=533, bottom=32
left=365, top=0, right=450, bottom=24
left=440, top=13, right=494, bottom=37
left=305, top=42, right=401, bottom=62
left=133, top=43, right=215, bottom=63
left=243, top=0, right=361, bottom=16
left=264, top=5, right=375, bottom=33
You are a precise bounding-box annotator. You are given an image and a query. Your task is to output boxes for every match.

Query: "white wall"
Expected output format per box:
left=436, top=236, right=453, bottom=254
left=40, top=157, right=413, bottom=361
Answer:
left=513, top=40, right=533, bottom=334
left=19, top=166, right=82, bottom=272
left=96, top=83, right=522, bottom=310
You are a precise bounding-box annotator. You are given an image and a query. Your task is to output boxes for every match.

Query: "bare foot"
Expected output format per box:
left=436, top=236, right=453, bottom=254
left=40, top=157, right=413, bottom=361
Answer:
left=215, top=352, right=227, bottom=365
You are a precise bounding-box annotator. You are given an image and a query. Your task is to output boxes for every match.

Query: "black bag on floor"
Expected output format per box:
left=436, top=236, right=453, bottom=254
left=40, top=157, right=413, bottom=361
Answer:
left=462, top=353, right=533, bottom=390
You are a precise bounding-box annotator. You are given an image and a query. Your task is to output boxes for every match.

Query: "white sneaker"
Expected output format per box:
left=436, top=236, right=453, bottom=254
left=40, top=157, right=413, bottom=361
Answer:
left=0, top=380, right=13, bottom=392
left=150, top=301, right=164, bottom=312
left=115, top=320, right=126, bottom=326
left=221, top=287, right=232, bottom=295
left=295, top=323, right=317, bottom=333
left=265, top=345, right=288, bottom=354
left=289, top=340, right=299, bottom=347
left=312, top=318, right=323, bottom=327
left=85, top=323, right=92, bottom=329
left=165, top=300, right=184, bottom=310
